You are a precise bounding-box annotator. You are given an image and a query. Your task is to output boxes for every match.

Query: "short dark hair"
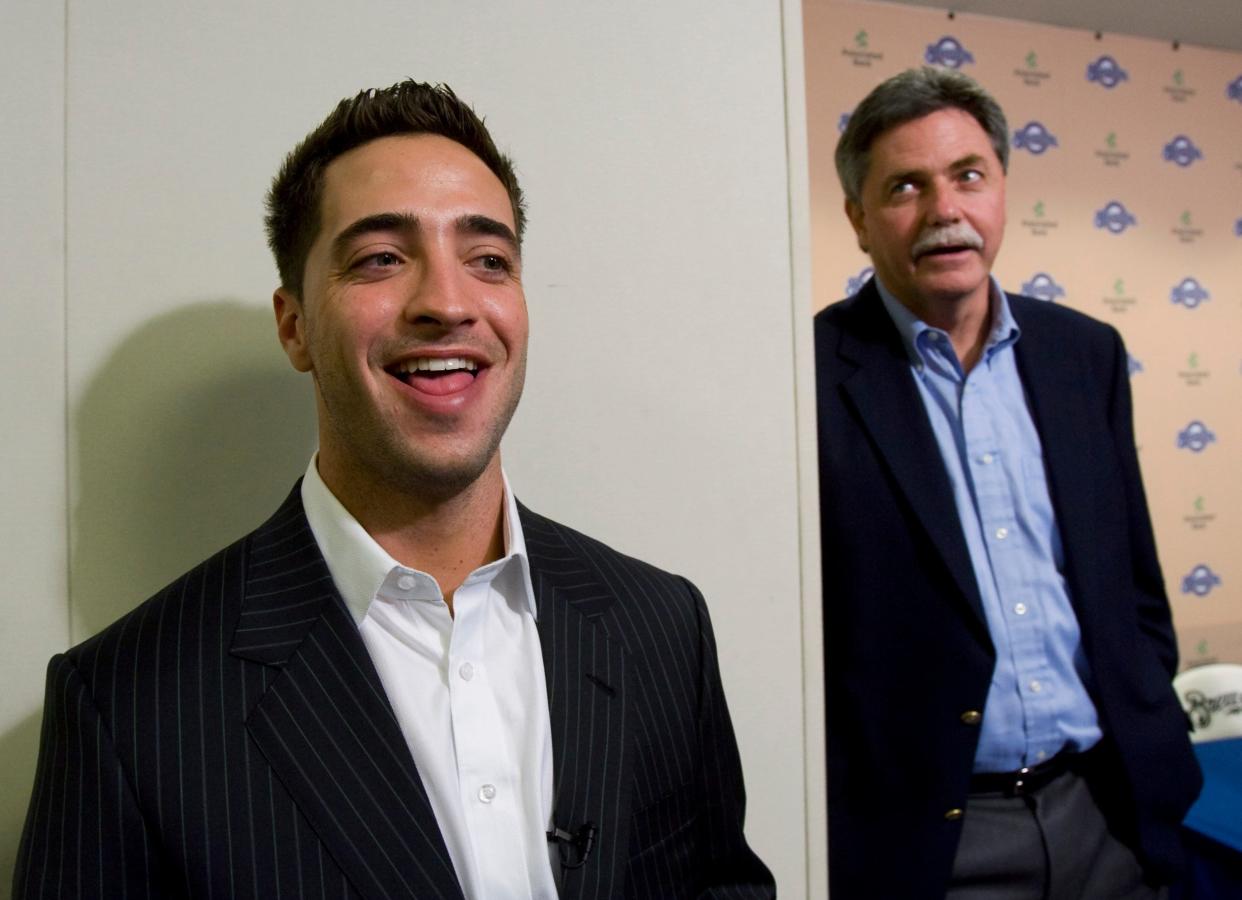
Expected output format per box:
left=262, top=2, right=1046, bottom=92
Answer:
left=265, top=79, right=526, bottom=296
left=835, top=67, right=1009, bottom=205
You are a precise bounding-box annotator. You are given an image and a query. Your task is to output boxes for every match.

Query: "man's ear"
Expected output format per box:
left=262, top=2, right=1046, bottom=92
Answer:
left=845, top=198, right=869, bottom=254
left=274, top=287, right=313, bottom=373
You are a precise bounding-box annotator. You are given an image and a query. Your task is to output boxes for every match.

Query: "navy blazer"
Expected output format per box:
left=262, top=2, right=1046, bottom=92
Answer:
left=815, top=280, right=1201, bottom=899
left=14, top=485, right=774, bottom=899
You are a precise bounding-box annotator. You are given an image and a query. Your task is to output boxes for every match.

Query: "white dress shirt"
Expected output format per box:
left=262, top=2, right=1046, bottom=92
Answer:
left=301, top=458, right=558, bottom=899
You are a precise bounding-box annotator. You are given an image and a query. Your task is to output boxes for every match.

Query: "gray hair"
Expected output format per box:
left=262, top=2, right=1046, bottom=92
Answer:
left=835, top=67, right=1009, bottom=205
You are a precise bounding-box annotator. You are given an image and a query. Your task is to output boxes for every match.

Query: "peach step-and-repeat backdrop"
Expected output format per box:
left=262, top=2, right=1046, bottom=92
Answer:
left=804, top=0, right=1242, bottom=668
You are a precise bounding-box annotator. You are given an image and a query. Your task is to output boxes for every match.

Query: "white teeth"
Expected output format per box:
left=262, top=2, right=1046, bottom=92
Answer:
left=398, top=357, right=478, bottom=374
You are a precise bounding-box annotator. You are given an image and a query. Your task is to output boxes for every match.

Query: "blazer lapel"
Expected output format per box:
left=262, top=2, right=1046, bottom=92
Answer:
left=1011, top=300, right=1101, bottom=610
left=230, top=486, right=464, bottom=900
left=521, top=505, right=630, bottom=900
left=833, top=284, right=986, bottom=625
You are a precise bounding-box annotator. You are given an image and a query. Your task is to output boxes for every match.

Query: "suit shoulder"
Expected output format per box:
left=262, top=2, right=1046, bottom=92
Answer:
left=518, top=505, right=701, bottom=614
left=813, top=288, right=875, bottom=370
left=65, top=530, right=252, bottom=679
left=813, top=289, right=865, bottom=330
left=520, top=508, right=712, bottom=679
left=65, top=485, right=306, bottom=675
left=1009, top=293, right=1121, bottom=347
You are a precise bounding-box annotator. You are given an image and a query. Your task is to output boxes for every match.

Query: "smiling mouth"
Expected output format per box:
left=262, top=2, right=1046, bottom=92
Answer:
left=387, top=356, right=480, bottom=394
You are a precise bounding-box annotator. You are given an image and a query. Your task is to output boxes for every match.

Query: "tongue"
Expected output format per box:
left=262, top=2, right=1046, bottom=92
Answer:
left=408, top=371, right=475, bottom=396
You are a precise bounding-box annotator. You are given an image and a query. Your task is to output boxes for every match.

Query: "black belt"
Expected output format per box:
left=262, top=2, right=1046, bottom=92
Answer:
left=969, top=745, right=1100, bottom=797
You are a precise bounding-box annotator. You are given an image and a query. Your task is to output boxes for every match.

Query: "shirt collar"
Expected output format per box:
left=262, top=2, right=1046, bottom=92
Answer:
left=874, top=275, right=1020, bottom=370
left=300, top=456, right=537, bottom=626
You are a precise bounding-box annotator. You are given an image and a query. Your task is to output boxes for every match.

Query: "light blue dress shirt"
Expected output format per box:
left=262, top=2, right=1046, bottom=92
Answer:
left=876, top=278, right=1103, bottom=772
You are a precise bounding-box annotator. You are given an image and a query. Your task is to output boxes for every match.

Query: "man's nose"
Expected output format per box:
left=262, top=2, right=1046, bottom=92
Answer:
left=925, top=181, right=961, bottom=223
left=403, top=252, right=476, bottom=330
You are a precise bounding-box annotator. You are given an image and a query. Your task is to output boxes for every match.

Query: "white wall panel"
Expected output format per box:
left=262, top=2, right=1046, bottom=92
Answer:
left=780, top=5, right=829, bottom=894
left=0, top=2, right=68, bottom=891
left=59, top=0, right=812, bottom=893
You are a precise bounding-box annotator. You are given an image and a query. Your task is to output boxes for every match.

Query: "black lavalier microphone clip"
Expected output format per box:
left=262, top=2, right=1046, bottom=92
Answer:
left=547, top=822, right=597, bottom=869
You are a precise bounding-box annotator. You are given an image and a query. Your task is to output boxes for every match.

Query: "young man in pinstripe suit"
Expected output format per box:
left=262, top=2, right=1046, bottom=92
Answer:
left=15, top=81, right=774, bottom=900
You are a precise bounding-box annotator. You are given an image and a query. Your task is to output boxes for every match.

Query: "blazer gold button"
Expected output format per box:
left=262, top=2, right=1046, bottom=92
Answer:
left=960, top=710, right=982, bottom=725
left=944, top=808, right=964, bottom=821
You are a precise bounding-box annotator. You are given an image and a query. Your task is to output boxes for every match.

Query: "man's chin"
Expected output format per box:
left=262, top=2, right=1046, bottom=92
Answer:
left=914, top=273, right=990, bottom=304
left=380, top=457, right=496, bottom=503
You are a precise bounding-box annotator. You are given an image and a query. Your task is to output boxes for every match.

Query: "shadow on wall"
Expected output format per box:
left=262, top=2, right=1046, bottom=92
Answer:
left=70, top=300, right=317, bottom=642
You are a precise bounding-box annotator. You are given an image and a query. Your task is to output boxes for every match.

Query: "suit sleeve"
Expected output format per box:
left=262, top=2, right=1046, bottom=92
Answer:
left=13, top=654, right=160, bottom=899
left=1104, top=328, right=1179, bottom=677
left=684, top=579, right=776, bottom=899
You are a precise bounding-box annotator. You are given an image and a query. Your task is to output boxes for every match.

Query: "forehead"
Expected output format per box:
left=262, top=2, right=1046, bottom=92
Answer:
left=867, top=108, right=998, bottom=177
left=317, top=133, right=514, bottom=235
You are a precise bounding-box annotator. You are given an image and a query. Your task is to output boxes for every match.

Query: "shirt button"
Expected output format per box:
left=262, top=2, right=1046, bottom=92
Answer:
left=397, top=574, right=416, bottom=591
left=944, top=808, right=964, bottom=821
left=980, top=453, right=994, bottom=465
left=459, top=662, right=475, bottom=682
left=478, top=783, right=496, bottom=803
left=960, top=710, right=982, bottom=725
left=1036, top=750, right=1048, bottom=761
left=1029, top=680, right=1042, bottom=694
left=995, top=527, right=1009, bottom=540
left=1014, top=603, right=1028, bottom=616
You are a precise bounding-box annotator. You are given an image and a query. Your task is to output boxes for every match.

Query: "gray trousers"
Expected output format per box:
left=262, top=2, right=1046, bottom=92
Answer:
left=947, top=769, right=1166, bottom=900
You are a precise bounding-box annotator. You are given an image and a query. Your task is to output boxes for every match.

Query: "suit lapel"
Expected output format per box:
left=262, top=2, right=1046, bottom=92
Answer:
left=230, top=486, right=464, bottom=900
left=1011, top=300, right=1100, bottom=609
left=521, top=505, right=630, bottom=900
left=834, top=284, right=985, bottom=623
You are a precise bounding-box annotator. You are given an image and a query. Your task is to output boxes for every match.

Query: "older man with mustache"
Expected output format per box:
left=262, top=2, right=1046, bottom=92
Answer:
left=814, top=68, right=1200, bottom=900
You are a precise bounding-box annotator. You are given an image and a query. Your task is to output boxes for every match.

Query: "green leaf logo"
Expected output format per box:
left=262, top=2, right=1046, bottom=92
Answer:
left=1105, top=131, right=1117, bottom=149
left=1025, top=50, right=1038, bottom=69
left=1194, top=495, right=1205, bottom=512
left=1188, top=352, right=1199, bottom=369
left=1033, top=200, right=1045, bottom=218
left=1173, top=69, right=1184, bottom=86
left=855, top=29, right=869, bottom=49
left=1113, top=278, right=1125, bottom=296
left=1197, top=639, right=1209, bottom=656
left=1180, top=210, right=1192, bottom=226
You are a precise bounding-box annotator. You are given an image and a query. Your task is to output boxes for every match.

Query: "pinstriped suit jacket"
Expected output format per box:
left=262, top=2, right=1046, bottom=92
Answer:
left=14, top=484, right=774, bottom=899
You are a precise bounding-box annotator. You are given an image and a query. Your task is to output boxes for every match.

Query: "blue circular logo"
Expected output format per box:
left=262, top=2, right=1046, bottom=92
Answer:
left=1181, top=564, right=1222, bottom=597
left=1170, top=277, right=1210, bottom=309
left=1086, top=55, right=1129, bottom=88
left=1177, top=420, right=1216, bottom=453
left=1013, top=122, right=1059, bottom=155
left=925, top=36, right=975, bottom=69
left=1020, top=272, right=1065, bottom=302
left=1163, top=135, right=1203, bottom=167
left=846, top=266, right=874, bottom=297
left=1094, top=201, right=1137, bottom=235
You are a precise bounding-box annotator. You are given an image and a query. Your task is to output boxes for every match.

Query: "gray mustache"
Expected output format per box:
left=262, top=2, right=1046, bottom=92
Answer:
left=911, top=224, right=984, bottom=257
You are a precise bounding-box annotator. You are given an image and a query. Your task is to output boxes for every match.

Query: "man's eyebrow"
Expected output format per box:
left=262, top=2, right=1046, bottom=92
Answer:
left=949, top=153, right=988, bottom=170
left=329, top=212, right=519, bottom=259
left=882, top=153, right=990, bottom=188
left=880, top=166, right=925, bottom=190
left=330, top=212, right=419, bottom=259
left=458, top=214, right=520, bottom=255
